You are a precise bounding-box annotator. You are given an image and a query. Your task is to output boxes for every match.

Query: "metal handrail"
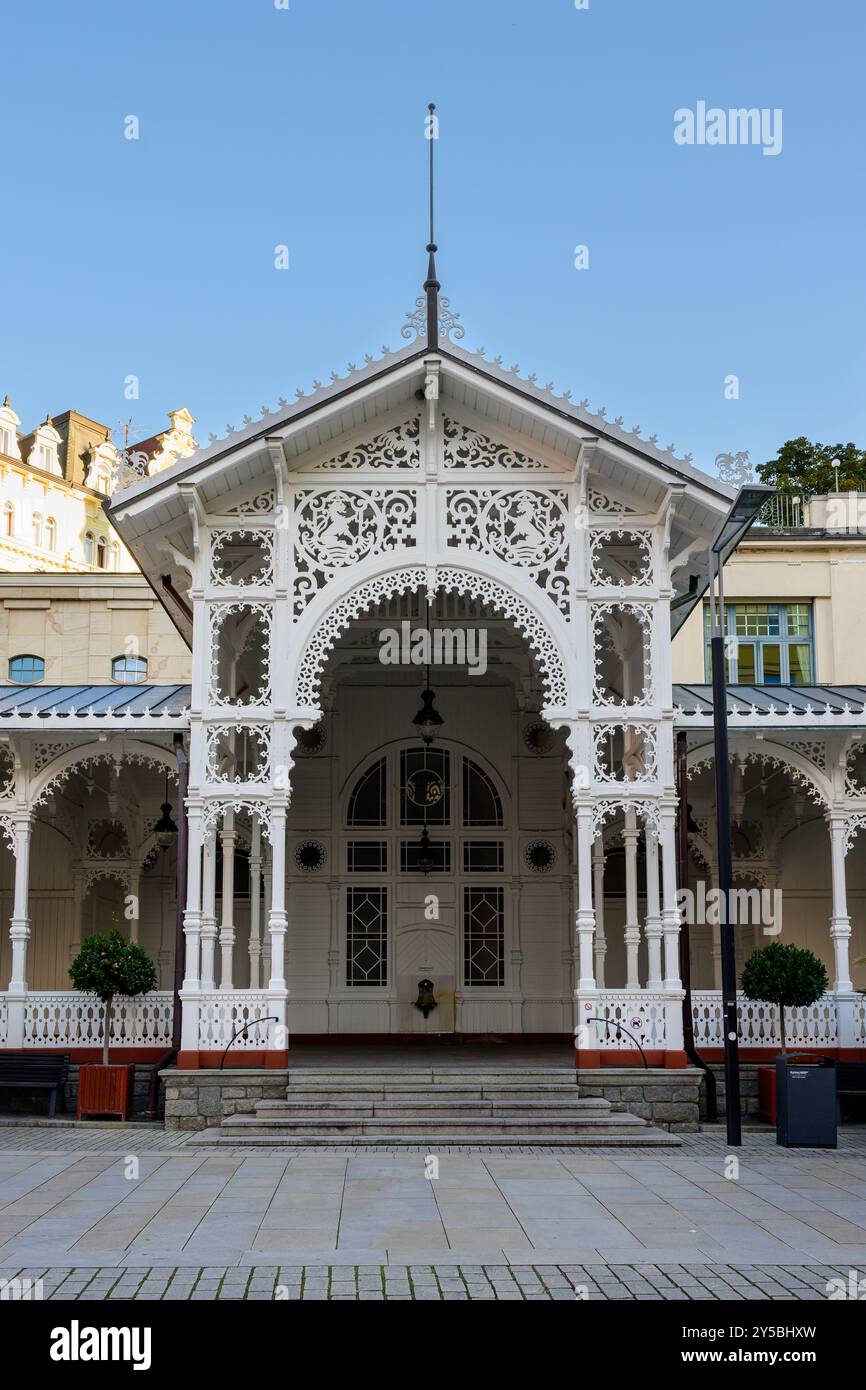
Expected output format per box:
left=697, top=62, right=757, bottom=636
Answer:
left=219, top=1016, right=279, bottom=1070
left=583, top=1017, right=649, bottom=1070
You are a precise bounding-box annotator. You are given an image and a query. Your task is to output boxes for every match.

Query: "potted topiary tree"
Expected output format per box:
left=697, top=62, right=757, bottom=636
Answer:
left=70, top=931, right=158, bottom=1120
left=741, top=942, right=829, bottom=1056
left=741, top=942, right=835, bottom=1146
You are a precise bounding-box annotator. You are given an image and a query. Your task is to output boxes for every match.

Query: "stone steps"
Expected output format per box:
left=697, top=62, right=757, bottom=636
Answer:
left=187, top=1065, right=680, bottom=1147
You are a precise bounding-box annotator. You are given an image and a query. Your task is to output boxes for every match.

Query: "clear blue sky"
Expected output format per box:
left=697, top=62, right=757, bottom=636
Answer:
left=2, top=0, right=863, bottom=473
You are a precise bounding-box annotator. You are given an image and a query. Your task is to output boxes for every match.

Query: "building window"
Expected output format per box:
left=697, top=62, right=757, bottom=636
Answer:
left=400, top=747, right=450, bottom=826
left=9, top=654, right=45, bottom=684
left=109, top=541, right=120, bottom=570
left=464, top=887, right=505, bottom=986
left=84, top=531, right=95, bottom=564
left=45, top=517, right=57, bottom=551
left=112, top=654, right=147, bottom=684
left=346, top=887, right=388, bottom=986
left=32, top=512, right=43, bottom=548
left=96, top=536, right=108, bottom=569
left=0, top=427, right=13, bottom=456
left=2, top=502, right=13, bottom=537
left=347, top=757, right=387, bottom=826
left=38, top=442, right=56, bottom=471
left=704, top=602, right=814, bottom=685
left=463, top=757, right=504, bottom=826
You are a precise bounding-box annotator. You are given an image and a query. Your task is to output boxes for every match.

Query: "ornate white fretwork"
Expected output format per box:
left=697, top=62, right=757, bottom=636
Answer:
left=226, top=490, right=275, bottom=516
left=32, top=741, right=71, bottom=774
left=205, top=724, right=271, bottom=784
left=208, top=602, right=273, bottom=708
left=293, top=488, right=418, bottom=617
left=210, top=528, right=276, bottom=588
left=311, top=417, right=420, bottom=470
left=592, top=723, right=659, bottom=783
left=0, top=749, right=13, bottom=799
left=843, top=812, right=866, bottom=855
left=295, top=567, right=426, bottom=709
left=436, top=567, right=569, bottom=708
left=590, top=798, right=663, bottom=837
left=86, top=818, right=131, bottom=858
left=201, top=799, right=273, bottom=842
left=741, top=751, right=829, bottom=808
left=588, top=488, right=635, bottom=515
left=442, top=418, right=552, bottom=471
left=591, top=602, right=654, bottom=706
left=787, top=739, right=828, bottom=773
left=589, top=529, right=653, bottom=588
left=0, top=815, right=15, bottom=853
left=445, top=487, right=571, bottom=618
left=32, top=750, right=177, bottom=809
left=81, top=863, right=132, bottom=892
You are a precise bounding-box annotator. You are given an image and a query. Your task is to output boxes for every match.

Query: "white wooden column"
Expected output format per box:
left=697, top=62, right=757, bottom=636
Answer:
left=623, top=806, right=641, bottom=988
left=267, top=809, right=288, bottom=1053
left=591, top=838, right=606, bottom=988
left=510, top=882, right=523, bottom=1031
left=248, top=816, right=262, bottom=989
left=660, top=807, right=685, bottom=1055
left=218, top=811, right=236, bottom=989
left=69, top=867, right=85, bottom=965
left=179, top=807, right=204, bottom=1054
left=6, top=814, right=33, bottom=1047
left=829, top=815, right=853, bottom=991
left=575, top=809, right=596, bottom=991
left=199, top=830, right=217, bottom=990
left=644, top=824, right=663, bottom=989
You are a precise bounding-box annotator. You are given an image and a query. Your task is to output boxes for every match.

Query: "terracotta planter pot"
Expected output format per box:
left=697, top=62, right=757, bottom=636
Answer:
left=77, top=1064, right=136, bottom=1120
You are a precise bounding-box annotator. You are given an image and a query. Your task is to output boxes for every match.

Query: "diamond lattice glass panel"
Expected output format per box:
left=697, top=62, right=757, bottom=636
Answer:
left=463, top=841, right=504, bottom=872
left=346, top=887, right=387, bottom=986
left=463, top=886, right=504, bottom=987
left=400, top=748, right=450, bottom=826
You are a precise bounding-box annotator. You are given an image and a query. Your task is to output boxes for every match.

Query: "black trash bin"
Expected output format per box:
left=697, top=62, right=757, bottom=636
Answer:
left=776, top=1056, right=837, bottom=1148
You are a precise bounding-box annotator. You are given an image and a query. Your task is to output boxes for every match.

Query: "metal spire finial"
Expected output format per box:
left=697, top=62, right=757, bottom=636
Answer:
left=423, top=102, right=440, bottom=351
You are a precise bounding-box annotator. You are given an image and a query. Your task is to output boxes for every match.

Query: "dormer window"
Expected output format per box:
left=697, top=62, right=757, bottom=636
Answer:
left=0, top=427, right=13, bottom=456
left=30, top=417, right=62, bottom=476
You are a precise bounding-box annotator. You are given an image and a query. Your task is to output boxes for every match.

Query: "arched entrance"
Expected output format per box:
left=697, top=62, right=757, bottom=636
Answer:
left=284, top=583, right=574, bottom=1039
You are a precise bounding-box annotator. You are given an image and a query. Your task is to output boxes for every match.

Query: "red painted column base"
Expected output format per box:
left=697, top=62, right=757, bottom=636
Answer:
left=265, top=1050, right=289, bottom=1069
left=176, top=1051, right=201, bottom=1070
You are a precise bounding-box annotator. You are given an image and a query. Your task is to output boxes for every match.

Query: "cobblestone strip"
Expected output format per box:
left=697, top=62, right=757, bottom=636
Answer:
left=1, top=1262, right=849, bottom=1300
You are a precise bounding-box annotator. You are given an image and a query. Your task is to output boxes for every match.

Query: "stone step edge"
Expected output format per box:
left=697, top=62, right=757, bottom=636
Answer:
left=185, top=1131, right=682, bottom=1147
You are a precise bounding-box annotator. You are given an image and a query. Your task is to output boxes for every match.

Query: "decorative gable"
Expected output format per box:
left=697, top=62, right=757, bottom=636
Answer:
left=306, top=417, right=420, bottom=471
left=443, top=417, right=557, bottom=471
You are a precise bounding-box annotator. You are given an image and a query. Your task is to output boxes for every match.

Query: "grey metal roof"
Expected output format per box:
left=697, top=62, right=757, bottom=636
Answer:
left=0, top=683, right=191, bottom=719
left=674, top=684, right=866, bottom=718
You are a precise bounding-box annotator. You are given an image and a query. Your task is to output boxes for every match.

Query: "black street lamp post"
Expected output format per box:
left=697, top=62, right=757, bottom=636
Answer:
left=708, top=483, right=773, bottom=1146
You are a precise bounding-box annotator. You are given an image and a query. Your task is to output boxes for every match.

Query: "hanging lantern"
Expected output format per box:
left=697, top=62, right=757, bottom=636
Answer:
left=412, top=687, right=444, bottom=744
left=153, top=773, right=178, bottom=848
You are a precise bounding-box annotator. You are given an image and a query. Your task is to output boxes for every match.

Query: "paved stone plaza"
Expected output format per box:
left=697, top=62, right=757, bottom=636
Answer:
left=0, top=1125, right=865, bottom=1299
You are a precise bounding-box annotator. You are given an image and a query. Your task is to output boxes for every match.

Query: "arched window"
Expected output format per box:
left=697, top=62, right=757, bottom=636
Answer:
left=84, top=531, right=95, bottom=565
left=112, top=654, right=148, bottom=684
left=96, top=536, right=108, bottom=569
left=2, top=502, right=13, bottom=537
left=109, top=541, right=120, bottom=570
left=32, top=512, right=43, bottom=548
left=45, top=517, right=57, bottom=551
left=347, top=757, right=387, bottom=826
left=9, top=654, right=45, bottom=684
left=462, top=757, right=504, bottom=826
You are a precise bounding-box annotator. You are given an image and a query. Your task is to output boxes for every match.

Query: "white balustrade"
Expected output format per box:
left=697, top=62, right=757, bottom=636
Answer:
left=692, top=991, right=839, bottom=1048
left=196, top=992, right=275, bottom=1050
left=592, top=990, right=668, bottom=1051
left=17, top=992, right=173, bottom=1048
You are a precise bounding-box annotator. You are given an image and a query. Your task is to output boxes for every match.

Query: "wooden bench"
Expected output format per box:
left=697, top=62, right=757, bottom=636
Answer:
left=0, top=1052, right=69, bottom=1119
left=837, top=1061, right=866, bottom=1119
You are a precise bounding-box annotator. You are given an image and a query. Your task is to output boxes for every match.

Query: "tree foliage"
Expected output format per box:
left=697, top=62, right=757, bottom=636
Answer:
left=69, top=931, right=158, bottom=1064
left=740, top=942, right=828, bottom=1053
left=757, top=438, right=866, bottom=499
